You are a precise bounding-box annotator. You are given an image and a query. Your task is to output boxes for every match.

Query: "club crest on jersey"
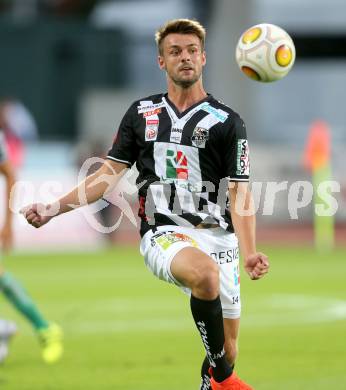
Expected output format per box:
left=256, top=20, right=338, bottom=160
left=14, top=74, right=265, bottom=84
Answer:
left=145, top=119, right=159, bottom=141
left=191, top=127, right=209, bottom=148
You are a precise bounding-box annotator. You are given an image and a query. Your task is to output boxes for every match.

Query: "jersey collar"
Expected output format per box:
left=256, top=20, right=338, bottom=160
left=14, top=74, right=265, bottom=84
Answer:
left=163, top=93, right=212, bottom=119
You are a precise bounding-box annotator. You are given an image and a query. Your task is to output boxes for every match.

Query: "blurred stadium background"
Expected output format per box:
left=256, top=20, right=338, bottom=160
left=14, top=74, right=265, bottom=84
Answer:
left=0, top=1, right=345, bottom=389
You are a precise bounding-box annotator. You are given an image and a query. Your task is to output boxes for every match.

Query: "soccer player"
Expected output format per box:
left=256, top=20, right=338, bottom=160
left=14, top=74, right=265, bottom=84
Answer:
left=21, top=19, right=269, bottom=389
left=0, top=111, right=63, bottom=364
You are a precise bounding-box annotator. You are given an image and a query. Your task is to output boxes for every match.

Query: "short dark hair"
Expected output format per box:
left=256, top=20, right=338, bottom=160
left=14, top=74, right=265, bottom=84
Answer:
left=155, top=18, right=206, bottom=55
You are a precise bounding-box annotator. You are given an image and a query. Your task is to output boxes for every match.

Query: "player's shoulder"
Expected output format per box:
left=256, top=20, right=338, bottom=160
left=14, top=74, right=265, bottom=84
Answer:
left=126, top=93, right=165, bottom=116
left=208, top=95, right=239, bottom=117
left=131, top=93, right=165, bottom=108
left=207, top=95, right=243, bottom=127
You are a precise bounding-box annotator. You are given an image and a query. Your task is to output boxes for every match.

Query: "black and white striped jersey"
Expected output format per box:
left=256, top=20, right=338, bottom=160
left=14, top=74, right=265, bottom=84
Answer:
left=107, top=93, right=250, bottom=237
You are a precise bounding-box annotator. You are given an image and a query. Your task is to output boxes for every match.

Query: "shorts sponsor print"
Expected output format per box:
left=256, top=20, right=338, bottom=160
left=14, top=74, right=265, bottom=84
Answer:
left=151, top=231, right=198, bottom=250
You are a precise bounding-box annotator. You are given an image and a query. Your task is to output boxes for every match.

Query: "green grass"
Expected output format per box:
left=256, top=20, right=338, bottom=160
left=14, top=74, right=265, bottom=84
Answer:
left=0, top=245, right=346, bottom=389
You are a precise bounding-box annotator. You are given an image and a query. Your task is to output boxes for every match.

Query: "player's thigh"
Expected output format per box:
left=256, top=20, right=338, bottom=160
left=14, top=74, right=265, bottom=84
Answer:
left=170, top=246, right=219, bottom=290
left=223, top=317, right=240, bottom=364
left=140, top=227, right=218, bottom=292
left=140, top=228, right=207, bottom=287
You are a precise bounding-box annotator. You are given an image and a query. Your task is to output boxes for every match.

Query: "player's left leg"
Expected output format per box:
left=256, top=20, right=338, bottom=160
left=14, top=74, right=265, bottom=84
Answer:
left=0, top=267, right=63, bottom=363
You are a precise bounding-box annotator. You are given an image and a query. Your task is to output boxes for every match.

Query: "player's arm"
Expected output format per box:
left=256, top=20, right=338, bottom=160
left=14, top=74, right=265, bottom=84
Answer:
left=21, top=159, right=128, bottom=228
left=0, top=159, right=15, bottom=252
left=228, top=181, right=269, bottom=280
left=22, top=102, right=138, bottom=228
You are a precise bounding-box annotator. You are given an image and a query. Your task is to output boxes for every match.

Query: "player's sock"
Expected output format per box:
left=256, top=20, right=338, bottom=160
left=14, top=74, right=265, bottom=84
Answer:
left=191, top=295, right=232, bottom=383
left=200, top=355, right=211, bottom=390
left=0, top=272, right=49, bottom=330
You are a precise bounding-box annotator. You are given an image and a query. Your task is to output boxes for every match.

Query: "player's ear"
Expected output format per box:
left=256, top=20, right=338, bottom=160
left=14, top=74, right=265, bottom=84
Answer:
left=158, top=55, right=165, bottom=70
left=202, top=50, right=206, bottom=66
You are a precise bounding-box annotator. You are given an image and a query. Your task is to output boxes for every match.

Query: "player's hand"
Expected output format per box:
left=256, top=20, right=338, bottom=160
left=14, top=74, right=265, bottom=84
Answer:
left=20, top=203, right=54, bottom=228
left=244, top=252, right=269, bottom=280
left=0, top=225, right=13, bottom=253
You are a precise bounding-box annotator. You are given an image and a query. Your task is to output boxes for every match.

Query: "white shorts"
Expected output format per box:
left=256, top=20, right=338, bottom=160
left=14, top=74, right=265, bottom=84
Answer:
left=140, top=225, right=241, bottom=319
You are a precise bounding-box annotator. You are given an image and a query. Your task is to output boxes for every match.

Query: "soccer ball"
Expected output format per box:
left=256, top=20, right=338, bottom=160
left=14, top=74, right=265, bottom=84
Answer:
left=236, top=23, right=296, bottom=82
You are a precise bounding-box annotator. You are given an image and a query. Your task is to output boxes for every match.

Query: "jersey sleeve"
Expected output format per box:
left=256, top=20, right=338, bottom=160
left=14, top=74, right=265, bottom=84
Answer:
left=222, top=115, right=250, bottom=182
left=0, top=131, right=8, bottom=164
left=107, top=104, right=138, bottom=167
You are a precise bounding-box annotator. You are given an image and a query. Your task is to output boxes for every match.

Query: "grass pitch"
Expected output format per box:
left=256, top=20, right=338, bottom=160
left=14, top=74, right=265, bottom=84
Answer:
left=0, top=245, right=345, bottom=389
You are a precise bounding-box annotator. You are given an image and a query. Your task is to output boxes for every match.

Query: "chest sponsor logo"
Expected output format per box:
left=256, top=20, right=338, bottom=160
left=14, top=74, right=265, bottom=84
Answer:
left=154, top=142, right=202, bottom=186
left=191, top=127, right=209, bottom=148
left=166, top=149, right=188, bottom=180
left=145, top=119, right=159, bottom=141
left=143, top=108, right=161, bottom=118
left=236, top=139, right=250, bottom=175
left=137, top=102, right=165, bottom=114
left=170, top=127, right=183, bottom=144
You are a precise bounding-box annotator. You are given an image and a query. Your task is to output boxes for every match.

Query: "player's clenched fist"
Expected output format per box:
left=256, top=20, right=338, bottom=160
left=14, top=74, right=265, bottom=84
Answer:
left=20, top=203, right=53, bottom=228
left=244, top=252, right=270, bottom=280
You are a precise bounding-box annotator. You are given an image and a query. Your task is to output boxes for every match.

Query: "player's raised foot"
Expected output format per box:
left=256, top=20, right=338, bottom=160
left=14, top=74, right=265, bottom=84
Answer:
left=37, top=323, right=63, bottom=364
left=210, top=371, right=253, bottom=390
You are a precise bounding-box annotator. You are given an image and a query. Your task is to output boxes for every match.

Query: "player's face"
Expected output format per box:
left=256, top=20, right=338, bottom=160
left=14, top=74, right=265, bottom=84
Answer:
left=158, top=33, right=206, bottom=88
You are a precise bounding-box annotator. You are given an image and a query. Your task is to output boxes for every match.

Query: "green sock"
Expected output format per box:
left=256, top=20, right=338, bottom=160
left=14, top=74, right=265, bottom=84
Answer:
left=0, top=272, right=49, bottom=331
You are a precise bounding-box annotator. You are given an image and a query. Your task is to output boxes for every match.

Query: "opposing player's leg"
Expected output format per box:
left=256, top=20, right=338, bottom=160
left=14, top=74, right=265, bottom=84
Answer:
left=0, top=267, right=63, bottom=363
left=0, top=268, right=49, bottom=330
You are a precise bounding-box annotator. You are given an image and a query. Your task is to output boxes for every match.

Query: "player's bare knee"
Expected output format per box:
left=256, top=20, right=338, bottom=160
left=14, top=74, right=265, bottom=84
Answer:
left=224, top=338, right=238, bottom=365
left=193, top=262, right=219, bottom=300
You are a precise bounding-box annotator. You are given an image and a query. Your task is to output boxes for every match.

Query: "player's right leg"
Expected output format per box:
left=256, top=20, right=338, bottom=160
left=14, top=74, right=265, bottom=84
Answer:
left=140, top=228, right=233, bottom=384
left=0, top=266, right=63, bottom=363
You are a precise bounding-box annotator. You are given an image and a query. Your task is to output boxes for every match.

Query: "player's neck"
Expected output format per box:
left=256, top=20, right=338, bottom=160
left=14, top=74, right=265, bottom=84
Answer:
left=167, top=80, right=207, bottom=113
